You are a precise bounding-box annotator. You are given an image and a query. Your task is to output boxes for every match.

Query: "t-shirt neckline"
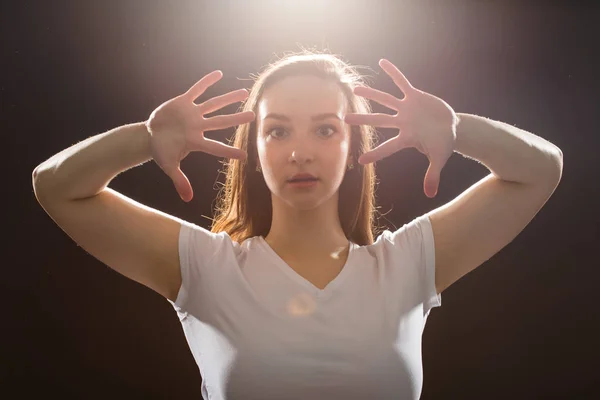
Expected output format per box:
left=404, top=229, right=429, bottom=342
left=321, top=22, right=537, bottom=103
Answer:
left=256, top=236, right=357, bottom=299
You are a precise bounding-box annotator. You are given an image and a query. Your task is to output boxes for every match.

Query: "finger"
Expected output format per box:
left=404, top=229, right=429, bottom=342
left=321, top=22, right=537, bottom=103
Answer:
left=166, top=165, right=193, bottom=202
left=358, top=135, right=410, bottom=164
left=344, top=113, right=397, bottom=128
left=198, top=88, right=249, bottom=115
left=202, top=110, right=256, bottom=131
left=353, top=86, right=402, bottom=110
left=184, top=70, right=223, bottom=102
left=424, top=161, right=442, bottom=198
left=195, top=137, right=248, bottom=160
left=379, top=59, right=415, bottom=95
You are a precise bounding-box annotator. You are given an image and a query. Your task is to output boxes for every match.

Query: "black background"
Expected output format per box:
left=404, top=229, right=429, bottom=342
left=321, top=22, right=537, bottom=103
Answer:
left=2, top=0, right=598, bottom=398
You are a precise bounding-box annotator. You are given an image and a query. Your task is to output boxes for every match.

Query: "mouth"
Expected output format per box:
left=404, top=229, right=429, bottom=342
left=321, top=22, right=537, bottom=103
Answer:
left=287, top=177, right=319, bottom=188
left=288, top=173, right=318, bottom=182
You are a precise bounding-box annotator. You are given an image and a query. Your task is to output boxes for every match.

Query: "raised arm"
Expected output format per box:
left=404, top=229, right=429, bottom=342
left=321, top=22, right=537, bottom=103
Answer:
left=32, top=70, right=255, bottom=301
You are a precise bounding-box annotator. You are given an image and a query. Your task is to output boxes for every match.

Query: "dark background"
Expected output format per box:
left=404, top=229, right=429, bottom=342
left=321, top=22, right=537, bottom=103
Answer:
left=2, top=0, right=598, bottom=398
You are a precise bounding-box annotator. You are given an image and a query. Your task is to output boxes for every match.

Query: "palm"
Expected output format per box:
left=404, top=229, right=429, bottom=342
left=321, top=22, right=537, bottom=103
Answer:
left=146, top=70, right=255, bottom=202
left=344, top=59, right=457, bottom=198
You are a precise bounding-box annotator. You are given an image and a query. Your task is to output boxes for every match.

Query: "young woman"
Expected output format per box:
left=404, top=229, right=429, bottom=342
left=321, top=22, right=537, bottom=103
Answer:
left=32, top=51, right=563, bottom=400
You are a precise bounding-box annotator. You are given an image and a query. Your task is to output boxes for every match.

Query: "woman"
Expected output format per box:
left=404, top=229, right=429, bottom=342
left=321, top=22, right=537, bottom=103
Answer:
left=32, top=51, right=563, bottom=400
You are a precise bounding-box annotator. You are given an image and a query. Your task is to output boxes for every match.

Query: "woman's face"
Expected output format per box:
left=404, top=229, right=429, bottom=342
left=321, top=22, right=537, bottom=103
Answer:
left=256, top=75, right=352, bottom=211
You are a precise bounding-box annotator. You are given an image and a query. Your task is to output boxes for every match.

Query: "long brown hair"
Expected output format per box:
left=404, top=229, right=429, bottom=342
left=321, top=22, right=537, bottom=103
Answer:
left=211, top=50, right=383, bottom=245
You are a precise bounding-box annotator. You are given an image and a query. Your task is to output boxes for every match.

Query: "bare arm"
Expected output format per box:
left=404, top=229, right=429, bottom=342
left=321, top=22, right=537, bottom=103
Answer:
left=32, top=70, right=254, bottom=301
left=33, top=122, right=151, bottom=201
left=32, top=122, right=185, bottom=300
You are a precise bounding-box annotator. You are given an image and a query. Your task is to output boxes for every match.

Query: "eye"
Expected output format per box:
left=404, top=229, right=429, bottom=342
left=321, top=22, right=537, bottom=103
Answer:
left=266, top=126, right=288, bottom=139
left=265, top=124, right=338, bottom=140
left=317, top=124, right=338, bottom=138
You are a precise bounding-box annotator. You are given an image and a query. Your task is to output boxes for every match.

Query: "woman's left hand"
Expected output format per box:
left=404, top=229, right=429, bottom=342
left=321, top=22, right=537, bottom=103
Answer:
left=344, top=58, right=458, bottom=198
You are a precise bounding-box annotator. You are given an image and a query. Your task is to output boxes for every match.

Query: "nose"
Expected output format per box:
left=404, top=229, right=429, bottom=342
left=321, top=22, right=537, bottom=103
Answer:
left=288, top=148, right=314, bottom=165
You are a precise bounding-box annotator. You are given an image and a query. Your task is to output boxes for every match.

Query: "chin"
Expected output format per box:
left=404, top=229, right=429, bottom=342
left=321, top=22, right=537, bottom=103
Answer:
left=294, top=201, right=325, bottom=212
left=281, top=190, right=339, bottom=212
left=269, top=180, right=340, bottom=212
left=282, top=197, right=323, bottom=211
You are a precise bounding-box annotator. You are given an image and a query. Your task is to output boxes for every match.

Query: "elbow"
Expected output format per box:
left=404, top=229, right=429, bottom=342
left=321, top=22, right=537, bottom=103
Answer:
left=32, top=164, right=47, bottom=191
left=530, top=146, right=563, bottom=188
left=32, top=165, right=43, bottom=186
left=551, top=146, right=563, bottom=183
left=541, top=147, right=563, bottom=188
left=32, top=164, right=55, bottom=203
left=32, top=167, right=46, bottom=203
left=32, top=165, right=42, bottom=191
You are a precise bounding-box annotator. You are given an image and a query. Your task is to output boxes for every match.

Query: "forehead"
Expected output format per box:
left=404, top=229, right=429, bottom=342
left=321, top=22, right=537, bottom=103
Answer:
left=258, top=75, right=347, bottom=119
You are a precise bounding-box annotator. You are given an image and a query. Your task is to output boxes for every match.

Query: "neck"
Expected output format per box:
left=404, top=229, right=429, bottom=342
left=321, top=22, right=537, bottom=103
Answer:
left=264, top=193, right=349, bottom=260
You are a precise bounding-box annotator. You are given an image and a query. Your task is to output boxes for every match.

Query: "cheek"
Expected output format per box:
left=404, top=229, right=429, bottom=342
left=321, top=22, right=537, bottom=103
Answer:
left=333, top=138, right=351, bottom=161
left=257, top=142, right=286, bottom=180
left=341, top=138, right=350, bottom=154
left=256, top=137, right=272, bottom=163
left=256, top=135, right=266, bottom=154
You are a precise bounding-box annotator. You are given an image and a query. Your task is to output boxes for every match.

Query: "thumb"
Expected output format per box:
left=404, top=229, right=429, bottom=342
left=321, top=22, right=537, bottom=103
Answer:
left=168, top=166, right=193, bottom=202
left=424, top=161, right=441, bottom=198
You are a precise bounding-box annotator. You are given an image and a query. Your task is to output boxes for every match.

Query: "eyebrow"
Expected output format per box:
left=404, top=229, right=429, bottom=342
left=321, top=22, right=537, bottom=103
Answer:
left=262, top=112, right=341, bottom=122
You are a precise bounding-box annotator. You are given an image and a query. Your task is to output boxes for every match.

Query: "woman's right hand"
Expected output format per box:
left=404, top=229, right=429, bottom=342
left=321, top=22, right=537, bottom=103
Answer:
left=145, top=70, right=255, bottom=202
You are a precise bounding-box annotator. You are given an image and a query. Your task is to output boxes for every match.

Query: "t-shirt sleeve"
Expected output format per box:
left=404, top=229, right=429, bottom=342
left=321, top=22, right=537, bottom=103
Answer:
left=168, top=220, right=233, bottom=317
left=385, top=212, right=441, bottom=318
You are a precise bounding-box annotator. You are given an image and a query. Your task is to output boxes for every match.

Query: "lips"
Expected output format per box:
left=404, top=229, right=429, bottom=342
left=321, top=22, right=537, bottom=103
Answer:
left=288, top=173, right=318, bottom=182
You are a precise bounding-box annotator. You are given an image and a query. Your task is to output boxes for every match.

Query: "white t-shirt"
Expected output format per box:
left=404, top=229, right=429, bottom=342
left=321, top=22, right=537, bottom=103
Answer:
left=168, top=213, right=441, bottom=400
